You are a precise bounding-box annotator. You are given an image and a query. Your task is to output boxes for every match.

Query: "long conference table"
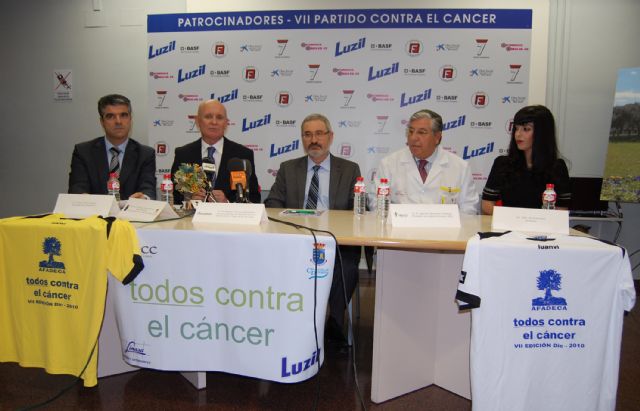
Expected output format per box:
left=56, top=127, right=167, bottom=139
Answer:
left=99, top=208, right=490, bottom=403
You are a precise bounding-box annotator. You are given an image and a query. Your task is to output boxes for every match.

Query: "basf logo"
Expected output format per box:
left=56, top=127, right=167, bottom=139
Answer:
left=404, top=67, right=426, bottom=76
left=209, top=69, right=230, bottom=78
left=242, top=94, right=263, bottom=103
left=472, top=92, right=489, bottom=108
left=274, top=119, right=296, bottom=127
left=370, top=42, right=392, bottom=51
left=405, top=40, right=423, bottom=56
left=180, top=45, right=200, bottom=54
left=212, top=42, right=227, bottom=57
left=469, top=120, right=493, bottom=129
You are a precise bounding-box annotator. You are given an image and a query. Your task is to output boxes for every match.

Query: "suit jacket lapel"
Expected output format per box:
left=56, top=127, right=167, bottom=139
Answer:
left=93, top=138, right=109, bottom=189
left=294, top=157, right=307, bottom=208
left=328, top=155, right=341, bottom=209
left=119, top=140, right=138, bottom=185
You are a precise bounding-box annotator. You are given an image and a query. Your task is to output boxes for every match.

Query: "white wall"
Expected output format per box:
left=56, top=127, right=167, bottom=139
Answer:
left=0, top=0, right=186, bottom=217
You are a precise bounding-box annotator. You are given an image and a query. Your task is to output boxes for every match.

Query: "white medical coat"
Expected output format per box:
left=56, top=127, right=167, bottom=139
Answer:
left=378, top=146, right=479, bottom=214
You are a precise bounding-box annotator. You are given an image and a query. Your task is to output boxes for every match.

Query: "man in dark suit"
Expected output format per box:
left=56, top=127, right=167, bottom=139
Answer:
left=68, top=94, right=156, bottom=200
left=265, top=113, right=361, bottom=346
left=170, top=99, right=260, bottom=204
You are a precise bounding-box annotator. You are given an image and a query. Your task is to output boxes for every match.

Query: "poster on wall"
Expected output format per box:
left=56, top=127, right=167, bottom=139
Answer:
left=147, top=9, right=532, bottom=195
left=53, top=69, right=72, bottom=102
left=601, top=67, right=640, bottom=203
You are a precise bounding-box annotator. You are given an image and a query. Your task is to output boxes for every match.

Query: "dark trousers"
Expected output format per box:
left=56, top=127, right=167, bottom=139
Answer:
left=328, top=245, right=361, bottom=329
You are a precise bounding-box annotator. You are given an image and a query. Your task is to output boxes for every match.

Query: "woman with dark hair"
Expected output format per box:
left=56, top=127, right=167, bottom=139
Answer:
left=481, top=105, right=571, bottom=215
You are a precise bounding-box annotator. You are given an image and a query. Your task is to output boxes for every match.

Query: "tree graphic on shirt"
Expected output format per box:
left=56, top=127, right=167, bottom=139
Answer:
left=532, top=269, right=567, bottom=306
left=39, top=237, right=65, bottom=269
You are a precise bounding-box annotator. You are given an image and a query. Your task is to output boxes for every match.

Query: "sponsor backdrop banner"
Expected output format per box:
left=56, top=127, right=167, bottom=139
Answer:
left=147, top=9, right=531, bottom=194
left=112, top=229, right=335, bottom=382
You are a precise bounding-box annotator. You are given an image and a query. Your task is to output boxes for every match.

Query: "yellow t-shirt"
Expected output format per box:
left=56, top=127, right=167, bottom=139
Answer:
left=0, top=214, right=143, bottom=386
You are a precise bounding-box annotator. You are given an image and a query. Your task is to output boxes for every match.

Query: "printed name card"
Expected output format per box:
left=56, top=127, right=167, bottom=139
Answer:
left=491, top=206, right=569, bottom=235
left=117, top=198, right=179, bottom=222
left=193, top=203, right=267, bottom=225
left=53, top=194, right=119, bottom=218
left=389, top=204, right=461, bottom=228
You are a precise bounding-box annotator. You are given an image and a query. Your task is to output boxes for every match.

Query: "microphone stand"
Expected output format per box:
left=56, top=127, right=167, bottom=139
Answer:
left=204, top=177, right=217, bottom=203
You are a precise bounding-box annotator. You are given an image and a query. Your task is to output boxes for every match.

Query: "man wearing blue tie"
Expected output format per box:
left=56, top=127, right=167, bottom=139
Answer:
left=68, top=94, right=156, bottom=199
left=170, top=99, right=260, bottom=204
left=265, top=113, right=361, bottom=348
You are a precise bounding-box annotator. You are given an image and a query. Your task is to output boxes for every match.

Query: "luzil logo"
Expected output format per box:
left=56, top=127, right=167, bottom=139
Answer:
left=148, top=41, right=176, bottom=59
left=39, top=237, right=66, bottom=272
left=532, top=269, right=567, bottom=308
left=211, top=88, right=238, bottom=104
left=242, top=114, right=271, bottom=132
left=335, top=37, right=366, bottom=57
left=281, top=349, right=320, bottom=377
left=270, top=139, right=299, bottom=158
left=442, top=115, right=466, bottom=131
left=400, top=89, right=432, bottom=107
left=177, top=64, right=205, bottom=83
left=368, top=62, right=399, bottom=81
left=462, top=141, right=494, bottom=159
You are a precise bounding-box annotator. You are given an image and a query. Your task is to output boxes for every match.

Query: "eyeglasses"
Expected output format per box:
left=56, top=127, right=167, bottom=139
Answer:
left=406, top=127, right=432, bottom=137
left=302, top=130, right=331, bottom=139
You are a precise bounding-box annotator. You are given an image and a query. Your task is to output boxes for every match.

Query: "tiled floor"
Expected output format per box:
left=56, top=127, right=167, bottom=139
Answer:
left=1, top=274, right=638, bottom=410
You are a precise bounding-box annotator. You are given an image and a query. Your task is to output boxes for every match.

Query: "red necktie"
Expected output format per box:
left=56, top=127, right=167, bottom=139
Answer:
left=418, top=159, right=428, bottom=183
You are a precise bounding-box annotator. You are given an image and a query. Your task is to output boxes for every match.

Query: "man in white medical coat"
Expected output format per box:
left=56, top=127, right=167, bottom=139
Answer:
left=378, top=109, right=479, bottom=214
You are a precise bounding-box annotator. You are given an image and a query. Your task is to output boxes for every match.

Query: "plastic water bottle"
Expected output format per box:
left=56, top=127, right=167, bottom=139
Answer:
left=542, top=183, right=557, bottom=210
left=107, top=172, right=121, bottom=201
left=376, top=178, right=390, bottom=220
left=160, top=173, right=174, bottom=205
left=353, top=176, right=366, bottom=216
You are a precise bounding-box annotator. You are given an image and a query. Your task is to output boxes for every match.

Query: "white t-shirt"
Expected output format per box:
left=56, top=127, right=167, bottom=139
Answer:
left=457, top=231, right=635, bottom=411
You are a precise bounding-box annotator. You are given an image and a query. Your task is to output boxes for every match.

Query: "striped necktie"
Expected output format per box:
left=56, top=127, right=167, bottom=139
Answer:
left=418, top=159, right=428, bottom=183
left=305, top=165, right=320, bottom=209
left=109, top=147, right=121, bottom=174
left=206, top=146, right=216, bottom=185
